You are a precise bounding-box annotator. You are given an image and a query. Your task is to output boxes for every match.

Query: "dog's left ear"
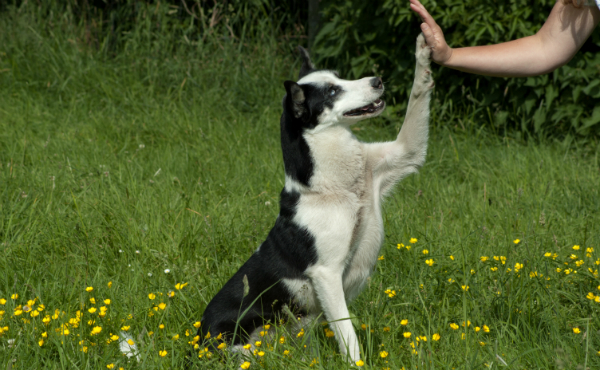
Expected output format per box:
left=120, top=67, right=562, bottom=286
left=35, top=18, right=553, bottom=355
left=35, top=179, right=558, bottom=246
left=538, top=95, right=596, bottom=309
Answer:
left=284, top=80, right=307, bottom=119
left=298, top=46, right=315, bottom=79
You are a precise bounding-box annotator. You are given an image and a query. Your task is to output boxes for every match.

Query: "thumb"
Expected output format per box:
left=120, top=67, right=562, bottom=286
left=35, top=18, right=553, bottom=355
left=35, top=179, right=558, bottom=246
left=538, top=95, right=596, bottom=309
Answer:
left=420, top=23, right=436, bottom=47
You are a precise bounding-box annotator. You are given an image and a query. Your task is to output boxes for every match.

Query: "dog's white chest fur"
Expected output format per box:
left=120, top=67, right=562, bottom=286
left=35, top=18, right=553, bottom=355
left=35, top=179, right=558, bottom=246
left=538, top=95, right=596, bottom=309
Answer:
left=283, top=125, right=384, bottom=310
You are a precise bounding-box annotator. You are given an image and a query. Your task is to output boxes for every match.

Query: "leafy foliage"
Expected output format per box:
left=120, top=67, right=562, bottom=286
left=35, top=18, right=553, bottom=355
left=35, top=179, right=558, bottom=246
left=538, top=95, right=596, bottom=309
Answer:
left=314, top=0, right=600, bottom=140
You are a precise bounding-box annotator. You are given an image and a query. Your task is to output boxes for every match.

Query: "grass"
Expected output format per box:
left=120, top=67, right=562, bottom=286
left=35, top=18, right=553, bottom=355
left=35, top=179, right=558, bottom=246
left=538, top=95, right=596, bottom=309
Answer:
left=1, top=3, right=600, bottom=369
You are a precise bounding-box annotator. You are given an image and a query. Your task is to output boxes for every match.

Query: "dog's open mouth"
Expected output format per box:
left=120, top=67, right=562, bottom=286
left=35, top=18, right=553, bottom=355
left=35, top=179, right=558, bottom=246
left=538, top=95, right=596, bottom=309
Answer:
left=343, top=99, right=385, bottom=117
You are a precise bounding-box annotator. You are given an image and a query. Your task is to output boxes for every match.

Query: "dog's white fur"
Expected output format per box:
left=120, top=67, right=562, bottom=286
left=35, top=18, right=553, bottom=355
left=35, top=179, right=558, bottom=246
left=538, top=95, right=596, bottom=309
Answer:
left=278, top=35, right=433, bottom=362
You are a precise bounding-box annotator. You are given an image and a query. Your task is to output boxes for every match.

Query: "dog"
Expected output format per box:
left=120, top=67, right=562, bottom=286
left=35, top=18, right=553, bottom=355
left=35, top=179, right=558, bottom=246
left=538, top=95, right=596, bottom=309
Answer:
left=196, top=34, right=433, bottom=363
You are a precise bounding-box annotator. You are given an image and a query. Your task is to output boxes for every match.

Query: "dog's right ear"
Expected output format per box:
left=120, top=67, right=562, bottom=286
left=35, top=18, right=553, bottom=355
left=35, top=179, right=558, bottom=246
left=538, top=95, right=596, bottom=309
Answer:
left=298, top=46, right=315, bottom=79
left=284, top=80, right=307, bottom=119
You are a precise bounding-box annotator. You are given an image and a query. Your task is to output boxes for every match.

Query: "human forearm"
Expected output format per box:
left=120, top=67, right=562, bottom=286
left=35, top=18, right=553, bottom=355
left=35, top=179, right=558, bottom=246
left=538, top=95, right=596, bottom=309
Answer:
left=410, top=0, right=600, bottom=78
left=443, top=36, right=557, bottom=77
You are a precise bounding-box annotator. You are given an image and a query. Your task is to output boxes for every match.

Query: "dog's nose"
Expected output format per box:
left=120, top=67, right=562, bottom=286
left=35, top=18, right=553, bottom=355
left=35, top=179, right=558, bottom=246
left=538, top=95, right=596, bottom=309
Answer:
left=370, top=77, right=383, bottom=89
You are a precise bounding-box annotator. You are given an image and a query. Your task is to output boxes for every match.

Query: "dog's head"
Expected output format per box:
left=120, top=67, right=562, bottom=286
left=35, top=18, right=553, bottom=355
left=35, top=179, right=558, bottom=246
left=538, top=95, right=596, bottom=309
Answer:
left=282, top=46, right=385, bottom=131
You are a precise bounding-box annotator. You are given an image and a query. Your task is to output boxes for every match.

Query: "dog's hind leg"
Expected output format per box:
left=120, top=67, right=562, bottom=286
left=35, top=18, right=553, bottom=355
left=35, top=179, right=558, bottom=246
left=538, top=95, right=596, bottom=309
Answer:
left=366, top=33, right=433, bottom=195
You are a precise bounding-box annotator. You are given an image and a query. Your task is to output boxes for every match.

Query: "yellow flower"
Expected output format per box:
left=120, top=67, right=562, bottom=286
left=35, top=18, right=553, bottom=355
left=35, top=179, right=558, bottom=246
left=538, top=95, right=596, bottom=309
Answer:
left=573, top=245, right=580, bottom=250
left=491, top=267, right=498, bottom=271
left=448, top=278, right=455, bottom=283
left=480, top=256, right=489, bottom=262
left=513, top=239, right=520, bottom=244
left=0, top=299, right=5, bottom=305
left=450, top=323, right=459, bottom=330
left=514, top=263, right=523, bottom=271
left=570, top=254, right=578, bottom=260
left=573, top=328, right=581, bottom=334
left=172, top=334, right=179, bottom=340
left=85, top=287, right=93, bottom=292
left=280, top=335, right=286, bottom=343
left=159, top=324, right=165, bottom=330
left=254, top=341, right=261, bottom=347
left=283, top=350, right=290, bottom=356
left=400, top=319, right=408, bottom=326
left=243, top=344, right=252, bottom=350
left=107, top=365, right=115, bottom=369
left=42, top=332, right=48, bottom=338
left=240, top=362, right=251, bottom=369
left=121, top=325, right=130, bottom=331
left=107, top=281, right=112, bottom=288
left=89, top=297, right=96, bottom=304
left=193, top=321, right=201, bottom=328
left=104, top=299, right=111, bottom=305
left=461, top=285, right=469, bottom=291
left=159, top=350, right=167, bottom=357
left=11, top=294, right=18, bottom=300
left=168, top=291, right=175, bottom=298
left=218, top=342, right=227, bottom=350
left=91, top=326, right=102, bottom=335
left=88, top=307, right=97, bottom=314
left=14, top=309, right=23, bottom=316
left=479, top=341, right=485, bottom=346
left=405, top=245, right=411, bottom=251
left=356, top=360, right=365, bottom=367
left=38, top=339, right=44, bottom=347
left=30, top=310, right=40, bottom=318
left=475, top=326, right=481, bottom=332
left=148, top=293, right=156, bottom=300
left=380, top=351, right=389, bottom=358
left=410, top=238, right=418, bottom=244
left=297, top=328, right=305, bottom=338
left=483, top=325, right=490, bottom=333
left=378, top=255, right=384, bottom=261
left=397, top=243, right=404, bottom=249
left=403, top=332, right=411, bottom=338
left=127, top=339, right=135, bottom=346
left=422, top=249, right=429, bottom=255
left=111, top=334, right=119, bottom=341
left=425, top=259, right=434, bottom=266
left=158, top=303, right=166, bottom=310
left=432, top=333, right=440, bottom=341
left=383, top=326, right=390, bottom=332
left=449, top=255, right=454, bottom=260
left=175, top=282, right=189, bottom=290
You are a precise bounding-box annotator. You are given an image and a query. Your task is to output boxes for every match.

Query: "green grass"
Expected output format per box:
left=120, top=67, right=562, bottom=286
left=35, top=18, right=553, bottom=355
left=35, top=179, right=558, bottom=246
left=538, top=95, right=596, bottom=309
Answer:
left=1, top=4, right=600, bottom=369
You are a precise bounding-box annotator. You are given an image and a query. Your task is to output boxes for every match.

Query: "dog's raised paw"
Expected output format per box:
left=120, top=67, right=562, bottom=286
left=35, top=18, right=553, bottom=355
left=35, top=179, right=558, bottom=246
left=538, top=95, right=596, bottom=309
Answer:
left=415, top=33, right=431, bottom=68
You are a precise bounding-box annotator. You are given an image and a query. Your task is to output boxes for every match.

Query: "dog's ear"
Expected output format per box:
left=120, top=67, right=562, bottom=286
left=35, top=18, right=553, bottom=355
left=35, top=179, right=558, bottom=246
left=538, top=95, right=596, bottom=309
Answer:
left=297, top=46, right=315, bottom=79
left=284, top=80, right=307, bottom=119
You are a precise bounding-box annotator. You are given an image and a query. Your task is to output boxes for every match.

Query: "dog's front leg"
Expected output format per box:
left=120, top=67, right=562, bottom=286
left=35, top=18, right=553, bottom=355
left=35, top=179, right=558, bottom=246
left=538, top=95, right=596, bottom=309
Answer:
left=307, top=266, right=360, bottom=362
left=367, top=33, right=433, bottom=194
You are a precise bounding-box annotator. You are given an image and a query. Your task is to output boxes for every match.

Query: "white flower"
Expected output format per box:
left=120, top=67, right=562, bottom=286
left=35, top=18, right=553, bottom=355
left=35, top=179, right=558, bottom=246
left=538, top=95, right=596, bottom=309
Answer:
left=119, top=249, right=123, bottom=253
left=135, top=250, right=140, bottom=254
left=139, top=144, right=145, bottom=149
left=148, top=273, right=153, bottom=277
left=164, top=269, right=171, bottom=274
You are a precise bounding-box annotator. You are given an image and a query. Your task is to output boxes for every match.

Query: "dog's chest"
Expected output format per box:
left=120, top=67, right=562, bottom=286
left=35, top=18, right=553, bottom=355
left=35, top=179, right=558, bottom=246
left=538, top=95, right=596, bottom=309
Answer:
left=296, top=127, right=384, bottom=290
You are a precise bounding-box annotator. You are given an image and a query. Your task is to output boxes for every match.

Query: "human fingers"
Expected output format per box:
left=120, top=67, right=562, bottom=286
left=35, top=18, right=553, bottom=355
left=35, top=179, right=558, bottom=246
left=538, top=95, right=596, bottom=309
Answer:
left=409, top=0, right=452, bottom=65
left=409, top=0, right=439, bottom=34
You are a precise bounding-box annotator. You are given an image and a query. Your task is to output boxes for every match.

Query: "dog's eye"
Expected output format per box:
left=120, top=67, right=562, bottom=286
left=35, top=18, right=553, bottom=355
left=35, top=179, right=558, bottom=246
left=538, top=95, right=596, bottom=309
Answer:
left=329, top=87, right=337, bottom=96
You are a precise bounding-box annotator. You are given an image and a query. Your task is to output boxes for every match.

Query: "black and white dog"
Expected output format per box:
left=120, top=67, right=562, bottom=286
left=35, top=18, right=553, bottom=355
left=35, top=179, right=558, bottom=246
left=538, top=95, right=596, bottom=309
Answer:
left=197, top=34, right=433, bottom=363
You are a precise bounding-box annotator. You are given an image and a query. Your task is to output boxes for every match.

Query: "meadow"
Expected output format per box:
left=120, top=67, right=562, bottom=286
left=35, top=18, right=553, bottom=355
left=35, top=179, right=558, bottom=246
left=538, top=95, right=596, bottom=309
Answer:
left=1, top=3, right=600, bottom=369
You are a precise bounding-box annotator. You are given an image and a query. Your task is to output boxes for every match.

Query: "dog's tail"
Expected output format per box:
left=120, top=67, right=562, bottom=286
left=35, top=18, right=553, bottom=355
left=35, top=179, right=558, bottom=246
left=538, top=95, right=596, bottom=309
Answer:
left=118, top=331, right=141, bottom=361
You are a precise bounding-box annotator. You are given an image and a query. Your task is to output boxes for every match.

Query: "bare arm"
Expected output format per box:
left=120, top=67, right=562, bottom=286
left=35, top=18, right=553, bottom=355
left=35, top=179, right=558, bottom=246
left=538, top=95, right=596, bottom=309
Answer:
left=409, top=0, right=600, bottom=77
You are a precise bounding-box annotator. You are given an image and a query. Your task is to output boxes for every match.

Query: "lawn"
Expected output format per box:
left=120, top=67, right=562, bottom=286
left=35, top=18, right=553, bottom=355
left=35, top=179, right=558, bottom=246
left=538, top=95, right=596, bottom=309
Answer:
left=1, top=5, right=599, bottom=370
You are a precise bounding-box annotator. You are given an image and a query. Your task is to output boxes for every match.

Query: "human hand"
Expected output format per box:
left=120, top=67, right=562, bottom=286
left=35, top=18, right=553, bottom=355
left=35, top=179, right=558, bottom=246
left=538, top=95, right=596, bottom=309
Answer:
left=409, top=0, right=453, bottom=65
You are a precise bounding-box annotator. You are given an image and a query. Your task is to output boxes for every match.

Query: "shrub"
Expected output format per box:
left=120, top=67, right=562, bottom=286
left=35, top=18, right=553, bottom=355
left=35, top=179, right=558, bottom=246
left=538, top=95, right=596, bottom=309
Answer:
left=314, top=0, right=600, bottom=141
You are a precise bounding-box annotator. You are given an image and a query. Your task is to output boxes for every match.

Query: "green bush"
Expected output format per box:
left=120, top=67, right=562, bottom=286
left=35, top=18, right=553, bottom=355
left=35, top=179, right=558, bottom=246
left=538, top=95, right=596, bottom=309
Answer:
left=314, top=0, right=600, bottom=141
